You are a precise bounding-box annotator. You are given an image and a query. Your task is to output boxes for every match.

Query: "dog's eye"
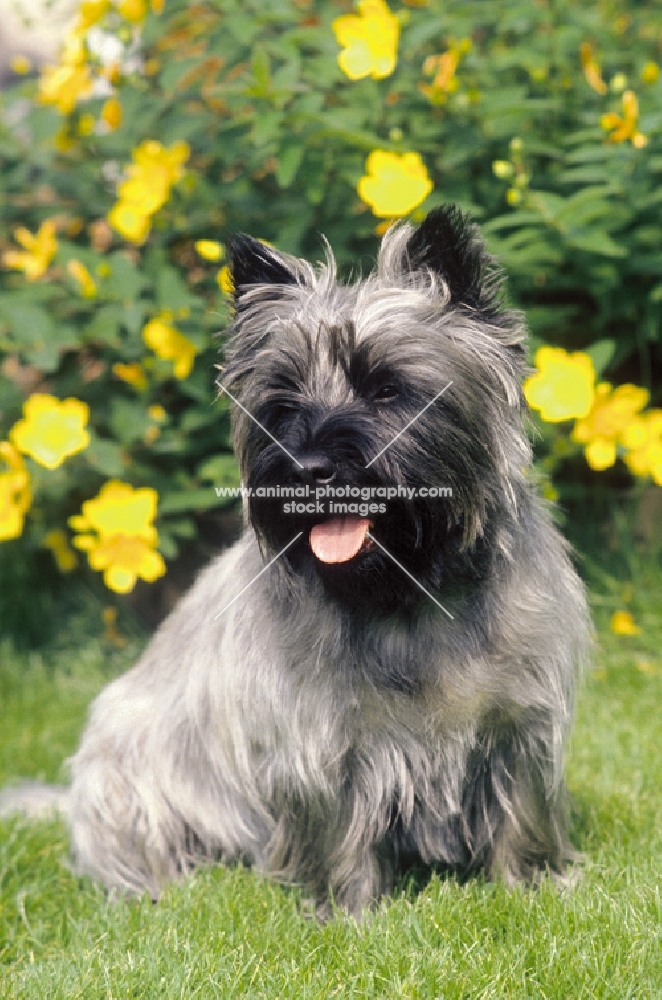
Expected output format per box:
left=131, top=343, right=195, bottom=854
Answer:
left=272, top=402, right=297, bottom=423
left=373, top=383, right=399, bottom=403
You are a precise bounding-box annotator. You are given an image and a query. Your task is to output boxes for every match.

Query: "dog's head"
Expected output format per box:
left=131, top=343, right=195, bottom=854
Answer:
left=221, top=206, right=530, bottom=613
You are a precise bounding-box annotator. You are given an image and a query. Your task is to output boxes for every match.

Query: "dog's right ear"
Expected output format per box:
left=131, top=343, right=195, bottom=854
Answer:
left=404, top=205, right=488, bottom=310
left=228, top=234, right=299, bottom=302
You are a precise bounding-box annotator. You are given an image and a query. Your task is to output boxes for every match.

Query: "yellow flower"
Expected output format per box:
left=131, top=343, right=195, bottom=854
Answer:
left=151, top=0, right=165, bottom=12
left=78, top=112, right=96, bottom=136
left=142, top=315, right=198, bottom=379
left=70, top=480, right=165, bottom=593
left=0, top=442, right=31, bottom=542
left=333, top=0, right=399, bottom=81
left=148, top=404, right=167, bottom=422
left=118, top=0, right=147, bottom=22
left=108, top=140, right=190, bottom=243
left=610, top=610, right=640, bottom=636
left=64, top=33, right=88, bottom=67
left=523, top=347, right=595, bottom=423
left=610, top=72, right=628, bottom=93
left=113, top=361, right=148, bottom=391
left=601, top=90, right=647, bottom=147
left=75, top=0, right=110, bottom=32
left=107, top=202, right=152, bottom=244
left=196, top=239, right=224, bottom=262
left=43, top=529, right=78, bottom=572
left=39, top=34, right=93, bottom=114
left=2, top=220, right=58, bottom=281
left=118, top=170, right=169, bottom=216
left=419, top=41, right=471, bottom=104
left=358, top=150, right=433, bottom=218
left=133, top=139, right=190, bottom=186
left=101, top=96, right=122, bottom=131
left=10, top=55, right=32, bottom=75
left=86, top=534, right=166, bottom=592
left=217, top=265, right=235, bottom=296
left=67, top=259, right=97, bottom=297
left=641, top=61, right=660, bottom=85
left=584, top=437, right=616, bottom=471
left=10, top=394, right=90, bottom=470
left=420, top=51, right=459, bottom=103
left=492, top=161, right=514, bottom=178
left=572, top=382, right=649, bottom=470
left=70, top=479, right=158, bottom=540
left=621, top=409, right=662, bottom=484
left=144, top=404, right=167, bottom=444
left=580, top=42, right=608, bottom=95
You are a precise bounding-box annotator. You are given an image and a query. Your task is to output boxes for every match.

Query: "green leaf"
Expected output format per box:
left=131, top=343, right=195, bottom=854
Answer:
left=276, top=145, right=304, bottom=188
left=157, top=487, right=227, bottom=515
left=0, top=301, right=79, bottom=372
left=564, top=143, right=613, bottom=165
left=84, top=304, right=124, bottom=348
left=585, top=339, right=616, bottom=377
left=156, top=530, right=179, bottom=560
left=566, top=230, right=627, bottom=258
left=156, top=266, right=200, bottom=313
left=228, top=12, right=258, bottom=45
left=161, top=58, right=199, bottom=95
left=109, top=398, right=151, bottom=444
left=556, top=187, right=618, bottom=229
left=24, top=105, right=61, bottom=144
left=482, top=212, right=543, bottom=234
left=85, top=437, right=126, bottom=477
left=251, top=110, right=283, bottom=146
left=251, top=46, right=272, bottom=94
left=527, top=191, right=566, bottom=222
left=164, top=517, right=197, bottom=539
left=123, top=301, right=148, bottom=337
left=180, top=407, right=221, bottom=432
left=177, top=368, right=215, bottom=403
left=103, top=252, right=149, bottom=302
left=196, top=453, right=240, bottom=487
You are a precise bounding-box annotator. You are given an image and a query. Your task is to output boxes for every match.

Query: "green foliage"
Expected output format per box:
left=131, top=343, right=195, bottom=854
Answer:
left=1, top=0, right=661, bottom=599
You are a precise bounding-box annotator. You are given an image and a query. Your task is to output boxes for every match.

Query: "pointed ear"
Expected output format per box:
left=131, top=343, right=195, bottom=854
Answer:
left=228, top=234, right=299, bottom=299
left=405, top=205, right=491, bottom=310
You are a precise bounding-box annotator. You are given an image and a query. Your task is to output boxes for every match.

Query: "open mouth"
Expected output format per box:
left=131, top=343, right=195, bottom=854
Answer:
left=308, top=516, right=375, bottom=564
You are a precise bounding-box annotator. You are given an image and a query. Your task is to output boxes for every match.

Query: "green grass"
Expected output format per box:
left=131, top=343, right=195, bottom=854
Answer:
left=1, top=527, right=661, bottom=999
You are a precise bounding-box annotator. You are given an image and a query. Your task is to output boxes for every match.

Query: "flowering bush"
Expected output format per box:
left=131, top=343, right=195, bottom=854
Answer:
left=525, top=349, right=661, bottom=487
left=0, top=0, right=661, bottom=607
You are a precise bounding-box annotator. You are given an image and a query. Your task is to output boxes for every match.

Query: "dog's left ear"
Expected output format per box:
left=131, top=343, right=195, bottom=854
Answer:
left=404, top=205, right=491, bottom=310
left=228, top=234, right=299, bottom=301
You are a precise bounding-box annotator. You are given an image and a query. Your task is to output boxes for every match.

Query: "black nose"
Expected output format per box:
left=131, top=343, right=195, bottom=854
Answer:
left=294, top=453, right=336, bottom=484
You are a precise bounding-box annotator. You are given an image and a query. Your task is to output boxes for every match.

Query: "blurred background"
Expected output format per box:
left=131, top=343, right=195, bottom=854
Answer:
left=0, top=0, right=660, bottom=646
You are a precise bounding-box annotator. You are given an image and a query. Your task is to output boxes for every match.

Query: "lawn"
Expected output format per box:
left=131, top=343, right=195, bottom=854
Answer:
left=1, top=514, right=661, bottom=999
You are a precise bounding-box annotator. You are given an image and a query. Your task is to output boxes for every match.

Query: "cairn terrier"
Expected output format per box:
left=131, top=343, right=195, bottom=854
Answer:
left=3, top=206, right=589, bottom=918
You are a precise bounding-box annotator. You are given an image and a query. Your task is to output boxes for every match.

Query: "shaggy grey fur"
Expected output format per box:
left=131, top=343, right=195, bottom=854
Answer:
left=1, top=207, right=590, bottom=919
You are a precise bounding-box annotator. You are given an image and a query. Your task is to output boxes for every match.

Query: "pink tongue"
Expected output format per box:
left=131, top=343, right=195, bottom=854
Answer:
left=309, top=517, right=371, bottom=564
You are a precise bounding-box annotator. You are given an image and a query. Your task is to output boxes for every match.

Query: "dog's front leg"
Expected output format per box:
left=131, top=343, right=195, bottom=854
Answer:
left=317, top=844, right=395, bottom=921
left=459, top=720, right=573, bottom=885
left=314, top=782, right=399, bottom=920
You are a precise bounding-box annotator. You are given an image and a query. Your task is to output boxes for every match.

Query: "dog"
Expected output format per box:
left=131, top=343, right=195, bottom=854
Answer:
left=1, top=206, right=589, bottom=919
